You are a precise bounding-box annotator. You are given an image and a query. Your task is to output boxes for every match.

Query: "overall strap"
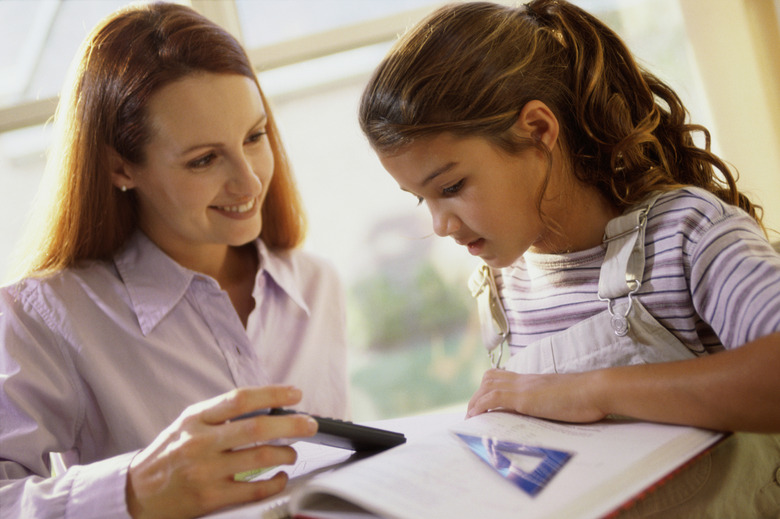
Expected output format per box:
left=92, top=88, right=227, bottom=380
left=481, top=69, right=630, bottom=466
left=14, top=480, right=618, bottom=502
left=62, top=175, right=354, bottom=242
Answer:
left=597, top=193, right=663, bottom=335
left=469, top=264, right=508, bottom=368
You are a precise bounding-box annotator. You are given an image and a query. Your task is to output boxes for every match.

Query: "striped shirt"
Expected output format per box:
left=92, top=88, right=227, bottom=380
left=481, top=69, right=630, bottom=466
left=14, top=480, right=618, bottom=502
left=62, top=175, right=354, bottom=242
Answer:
left=497, top=187, right=780, bottom=355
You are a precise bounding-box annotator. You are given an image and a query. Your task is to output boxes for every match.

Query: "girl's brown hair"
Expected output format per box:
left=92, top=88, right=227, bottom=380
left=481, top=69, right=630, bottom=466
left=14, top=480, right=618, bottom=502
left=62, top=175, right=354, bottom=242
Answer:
left=15, top=2, right=305, bottom=279
left=359, top=0, right=762, bottom=229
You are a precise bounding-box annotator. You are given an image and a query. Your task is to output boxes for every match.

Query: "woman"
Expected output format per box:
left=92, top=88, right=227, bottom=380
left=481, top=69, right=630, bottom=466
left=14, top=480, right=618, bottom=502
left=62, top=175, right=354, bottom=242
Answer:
left=0, top=3, right=348, bottom=518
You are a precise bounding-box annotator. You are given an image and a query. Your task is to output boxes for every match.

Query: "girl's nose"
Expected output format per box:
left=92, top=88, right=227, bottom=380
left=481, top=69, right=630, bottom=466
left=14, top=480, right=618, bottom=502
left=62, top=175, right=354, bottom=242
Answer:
left=431, top=204, right=460, bottom=237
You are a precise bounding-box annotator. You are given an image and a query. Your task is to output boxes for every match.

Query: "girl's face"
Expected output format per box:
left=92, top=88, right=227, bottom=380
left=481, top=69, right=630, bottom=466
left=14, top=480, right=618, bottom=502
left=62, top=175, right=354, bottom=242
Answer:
left=378, top=132, right=553, bottom=268
left=114, top=73, right=273, bottom=265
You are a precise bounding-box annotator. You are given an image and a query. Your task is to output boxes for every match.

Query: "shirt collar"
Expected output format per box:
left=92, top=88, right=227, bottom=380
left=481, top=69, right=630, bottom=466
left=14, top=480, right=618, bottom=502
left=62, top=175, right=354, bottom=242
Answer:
left=254, top=240, right=311, bottom=317
left=114, top=231, right=310, bottom=336
left=114, top=231, right=195, bottom=336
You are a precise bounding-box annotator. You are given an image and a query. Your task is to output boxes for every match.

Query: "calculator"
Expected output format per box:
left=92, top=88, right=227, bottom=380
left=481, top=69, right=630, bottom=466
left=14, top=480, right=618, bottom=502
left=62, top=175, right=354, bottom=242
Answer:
left=233, top=407, right=407, bottom=452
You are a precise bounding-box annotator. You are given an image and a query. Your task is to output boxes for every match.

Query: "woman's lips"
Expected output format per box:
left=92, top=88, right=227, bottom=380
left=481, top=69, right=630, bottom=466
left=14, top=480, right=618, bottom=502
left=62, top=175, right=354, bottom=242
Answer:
left=210, top=198, right=258, bottom=219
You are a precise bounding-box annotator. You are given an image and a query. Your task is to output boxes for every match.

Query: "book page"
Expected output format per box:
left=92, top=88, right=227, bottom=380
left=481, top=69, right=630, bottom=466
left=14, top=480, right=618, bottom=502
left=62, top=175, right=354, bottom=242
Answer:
left=452, top=412, right=723, bottom=517
left=205, top=412, right=455, bottom=519
left=290, top=412, right=722, bottom=519
left=206, top=442, right=357, bottom=519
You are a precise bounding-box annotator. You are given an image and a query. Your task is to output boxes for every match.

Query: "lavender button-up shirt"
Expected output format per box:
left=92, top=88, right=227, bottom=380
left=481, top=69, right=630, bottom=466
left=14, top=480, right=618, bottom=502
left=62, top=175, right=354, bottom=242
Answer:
left=0, top=231, right=348, bottom=518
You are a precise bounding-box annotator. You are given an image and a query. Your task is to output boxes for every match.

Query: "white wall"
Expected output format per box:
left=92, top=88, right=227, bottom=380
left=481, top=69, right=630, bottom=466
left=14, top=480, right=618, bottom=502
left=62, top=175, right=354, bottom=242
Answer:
left=680, top=0, right=780, bottom=238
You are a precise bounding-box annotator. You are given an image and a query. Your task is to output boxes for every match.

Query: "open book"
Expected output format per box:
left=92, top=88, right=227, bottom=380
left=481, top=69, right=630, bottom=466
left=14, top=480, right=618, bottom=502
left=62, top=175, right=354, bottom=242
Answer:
left=209, top=411, right=723, bottom=519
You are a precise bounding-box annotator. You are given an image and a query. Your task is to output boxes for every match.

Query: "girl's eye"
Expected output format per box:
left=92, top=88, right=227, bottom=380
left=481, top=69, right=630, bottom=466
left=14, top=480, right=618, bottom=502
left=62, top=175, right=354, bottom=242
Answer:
left=187, top=152, right=216, bottom=169
left=442, top=179, right=464, bottom=196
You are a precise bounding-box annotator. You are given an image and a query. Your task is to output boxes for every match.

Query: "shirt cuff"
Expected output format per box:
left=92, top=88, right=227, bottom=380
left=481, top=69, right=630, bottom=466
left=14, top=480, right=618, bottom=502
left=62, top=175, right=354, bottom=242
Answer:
left=66, top=451, right=138, bottom=519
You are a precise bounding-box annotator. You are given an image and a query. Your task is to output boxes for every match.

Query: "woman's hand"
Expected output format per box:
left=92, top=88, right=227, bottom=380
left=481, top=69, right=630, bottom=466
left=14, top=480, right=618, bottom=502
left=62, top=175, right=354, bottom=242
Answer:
left=466, top=369, right=607, bottom=423
left=126, top=385, right=317, bottom=519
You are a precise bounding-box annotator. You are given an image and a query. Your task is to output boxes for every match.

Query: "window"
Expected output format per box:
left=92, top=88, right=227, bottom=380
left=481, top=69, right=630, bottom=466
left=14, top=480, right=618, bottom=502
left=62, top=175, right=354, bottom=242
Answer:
left=1, top=0, right=757, bottom=422
left=238, top=0, right=714, bottom=420
left=257, top=49, right=486, bottom=420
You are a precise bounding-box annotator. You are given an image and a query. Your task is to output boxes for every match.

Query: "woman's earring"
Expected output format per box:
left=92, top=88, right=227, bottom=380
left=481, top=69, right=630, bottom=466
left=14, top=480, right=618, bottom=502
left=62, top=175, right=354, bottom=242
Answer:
left=121, top=185, right=127, bottom=192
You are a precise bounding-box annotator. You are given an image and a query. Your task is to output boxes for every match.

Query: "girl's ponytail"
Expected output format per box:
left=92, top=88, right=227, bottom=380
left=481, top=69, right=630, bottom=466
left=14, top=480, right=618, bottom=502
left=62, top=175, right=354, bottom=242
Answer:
left=360, top=0, right=763, bottom=229
left=527, top=0, right=762, bottom=225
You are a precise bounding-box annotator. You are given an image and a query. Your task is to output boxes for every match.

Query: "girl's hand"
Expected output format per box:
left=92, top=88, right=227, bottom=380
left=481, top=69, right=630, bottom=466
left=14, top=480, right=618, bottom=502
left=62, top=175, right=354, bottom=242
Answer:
left=126, top=385, right=317, bottom=519
left=466, top=369, right=607, bottom=423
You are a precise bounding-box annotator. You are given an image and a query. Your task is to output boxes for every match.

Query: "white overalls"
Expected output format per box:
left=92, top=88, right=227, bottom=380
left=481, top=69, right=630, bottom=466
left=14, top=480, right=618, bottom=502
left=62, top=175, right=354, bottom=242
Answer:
left=469, top=195, right=780, bottom=517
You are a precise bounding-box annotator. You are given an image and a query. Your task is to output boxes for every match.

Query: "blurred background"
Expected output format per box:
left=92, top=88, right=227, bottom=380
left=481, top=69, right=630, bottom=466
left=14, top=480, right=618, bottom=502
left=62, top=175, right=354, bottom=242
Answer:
left=1, top=0, right=778, bottom=421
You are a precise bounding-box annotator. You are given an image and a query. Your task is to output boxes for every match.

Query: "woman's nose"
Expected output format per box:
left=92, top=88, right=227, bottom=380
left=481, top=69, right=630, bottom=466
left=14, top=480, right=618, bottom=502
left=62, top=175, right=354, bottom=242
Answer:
left=228, top=153, right=263, bottom=195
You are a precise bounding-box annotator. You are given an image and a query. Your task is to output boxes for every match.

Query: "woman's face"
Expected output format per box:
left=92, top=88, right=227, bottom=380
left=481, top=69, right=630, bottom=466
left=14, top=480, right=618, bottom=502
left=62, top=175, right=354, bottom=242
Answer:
left=116, top=73, right=273, bottom=264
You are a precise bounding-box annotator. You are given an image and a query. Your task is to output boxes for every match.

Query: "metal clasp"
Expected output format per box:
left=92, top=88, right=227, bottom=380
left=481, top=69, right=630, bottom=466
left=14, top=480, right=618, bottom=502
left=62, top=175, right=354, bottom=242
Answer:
left=598, top=279, right=641, bottom=337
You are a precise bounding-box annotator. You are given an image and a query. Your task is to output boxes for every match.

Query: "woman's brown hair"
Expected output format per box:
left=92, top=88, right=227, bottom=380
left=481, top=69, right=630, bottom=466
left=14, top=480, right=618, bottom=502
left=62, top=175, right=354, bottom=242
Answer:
left=15, top=2, right=305, bottom=279
left=359, top=0, right=763, bottom=230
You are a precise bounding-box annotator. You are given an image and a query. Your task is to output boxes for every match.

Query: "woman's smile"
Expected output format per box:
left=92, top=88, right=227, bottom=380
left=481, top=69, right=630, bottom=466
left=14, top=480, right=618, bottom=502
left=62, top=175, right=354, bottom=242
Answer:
left=210, top=198, right=259, bottom=219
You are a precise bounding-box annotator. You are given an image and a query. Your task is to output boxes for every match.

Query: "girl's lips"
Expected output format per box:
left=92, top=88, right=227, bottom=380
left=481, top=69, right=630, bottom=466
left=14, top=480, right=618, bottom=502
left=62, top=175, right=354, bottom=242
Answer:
left=467, top=238, right=485, bottom=256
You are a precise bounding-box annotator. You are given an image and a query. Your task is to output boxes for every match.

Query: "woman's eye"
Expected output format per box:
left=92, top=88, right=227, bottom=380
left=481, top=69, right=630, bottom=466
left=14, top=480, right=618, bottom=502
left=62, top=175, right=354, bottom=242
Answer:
left=187, top=153, right=216, bottom=169
left=246, top=130, right=267, bottom=144
left=442, top=179, right=464, bottom=196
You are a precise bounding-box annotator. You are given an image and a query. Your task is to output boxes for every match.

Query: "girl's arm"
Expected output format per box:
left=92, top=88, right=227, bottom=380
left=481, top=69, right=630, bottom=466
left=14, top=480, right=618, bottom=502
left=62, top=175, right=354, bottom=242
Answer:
left=467, top=331, right=780, bottom=432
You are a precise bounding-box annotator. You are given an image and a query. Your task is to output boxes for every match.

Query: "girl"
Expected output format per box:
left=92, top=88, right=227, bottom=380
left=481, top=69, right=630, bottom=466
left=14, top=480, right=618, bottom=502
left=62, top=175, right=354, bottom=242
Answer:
left=359, top=1, right=780, bottom=516
left=0, top=3, right=347, bottom=518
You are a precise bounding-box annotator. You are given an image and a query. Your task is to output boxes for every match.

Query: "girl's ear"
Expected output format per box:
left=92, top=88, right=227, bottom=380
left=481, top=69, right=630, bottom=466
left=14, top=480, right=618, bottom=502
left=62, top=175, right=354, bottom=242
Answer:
left=107, top=147, right=136, bottom=191
left=512, top=100, right=560, bottom=150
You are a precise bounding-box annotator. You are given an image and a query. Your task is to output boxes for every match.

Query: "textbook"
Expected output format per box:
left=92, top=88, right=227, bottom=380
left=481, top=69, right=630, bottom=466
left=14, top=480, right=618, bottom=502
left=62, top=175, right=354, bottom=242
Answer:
left=209, top=411, right=724, bottom=519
